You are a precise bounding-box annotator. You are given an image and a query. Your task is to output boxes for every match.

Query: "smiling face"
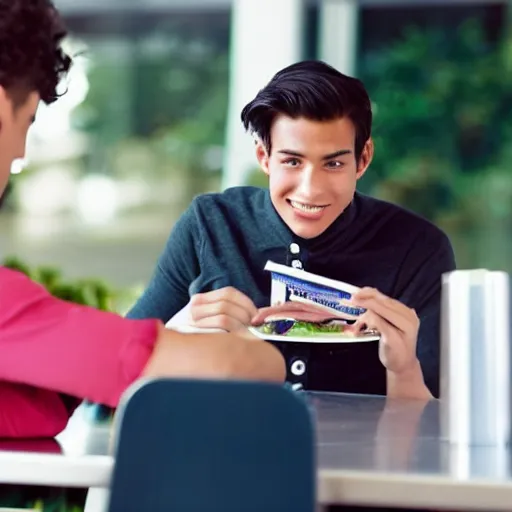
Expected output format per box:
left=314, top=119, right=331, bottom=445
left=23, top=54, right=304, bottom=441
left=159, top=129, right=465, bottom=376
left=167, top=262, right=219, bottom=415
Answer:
left=256, top=115, right=373, bottom=239
left=0, top=86, right=39, bottom=198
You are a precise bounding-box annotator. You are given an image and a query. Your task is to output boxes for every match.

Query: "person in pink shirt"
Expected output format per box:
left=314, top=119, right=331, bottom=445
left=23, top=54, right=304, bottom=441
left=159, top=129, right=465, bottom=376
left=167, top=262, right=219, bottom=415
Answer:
left=0, top=0, right=285, bottom=439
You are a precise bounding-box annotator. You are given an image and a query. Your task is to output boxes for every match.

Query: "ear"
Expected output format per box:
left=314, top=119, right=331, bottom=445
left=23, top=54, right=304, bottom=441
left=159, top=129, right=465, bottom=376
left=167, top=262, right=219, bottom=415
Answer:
left=0, top=85, right=17, bottom=132
left=356, top=138, right=374, bottom=180
left=0, top=86, right=9, bottom=131
left=255, top=140, right=270, bottom=176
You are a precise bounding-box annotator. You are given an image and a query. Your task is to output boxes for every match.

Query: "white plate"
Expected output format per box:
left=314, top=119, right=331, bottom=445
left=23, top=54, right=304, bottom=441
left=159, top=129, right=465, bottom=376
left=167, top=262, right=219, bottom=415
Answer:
left=167, top=325, right=226, bottom=334
left=248, top=326, right=380, bottom=344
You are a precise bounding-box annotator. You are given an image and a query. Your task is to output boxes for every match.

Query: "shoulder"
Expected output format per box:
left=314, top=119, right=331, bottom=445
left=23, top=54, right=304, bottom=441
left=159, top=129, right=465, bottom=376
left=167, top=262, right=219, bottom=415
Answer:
left=167, top=187, right=267, bottom=245
left=192, top=186, right=265, bottom=209
left=170, top=187, right=266, bottom=239
left=189, top=186, right=267, bottom=222
left=357, top=192, right=453, bottom=249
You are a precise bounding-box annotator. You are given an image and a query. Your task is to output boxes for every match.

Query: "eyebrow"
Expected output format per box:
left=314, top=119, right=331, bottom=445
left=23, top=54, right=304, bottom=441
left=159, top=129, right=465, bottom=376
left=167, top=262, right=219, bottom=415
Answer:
left=277, top=149, right=352, bottom=159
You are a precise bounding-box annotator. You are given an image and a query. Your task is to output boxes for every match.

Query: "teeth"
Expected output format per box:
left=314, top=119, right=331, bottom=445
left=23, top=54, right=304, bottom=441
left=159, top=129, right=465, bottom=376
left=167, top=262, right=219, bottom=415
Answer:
left=291, top=201, right=324, bottom=213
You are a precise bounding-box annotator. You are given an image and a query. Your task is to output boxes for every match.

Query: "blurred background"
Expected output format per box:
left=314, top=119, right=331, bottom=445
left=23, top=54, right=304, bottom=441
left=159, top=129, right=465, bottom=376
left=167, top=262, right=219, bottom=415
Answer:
left=0, top=0, right=510, bottom=312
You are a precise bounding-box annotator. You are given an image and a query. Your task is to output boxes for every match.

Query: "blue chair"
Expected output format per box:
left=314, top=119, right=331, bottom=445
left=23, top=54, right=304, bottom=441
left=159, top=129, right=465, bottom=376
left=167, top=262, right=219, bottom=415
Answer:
left=107, top=379, right=316, bottom=512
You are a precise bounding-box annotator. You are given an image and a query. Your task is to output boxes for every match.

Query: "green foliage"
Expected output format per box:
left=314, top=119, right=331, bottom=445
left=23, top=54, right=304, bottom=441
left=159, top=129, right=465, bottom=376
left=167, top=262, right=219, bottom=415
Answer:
left=355, top=16, right=512, bottom=271
left=72, top=31, right=230, bottom=202
left=3, top=256, right=114, bottom=311
left=359, top=19, right=512, bottom=225
left=0, top=488, right=86, bottom=512
left=245, top=167, right=268, bottom=189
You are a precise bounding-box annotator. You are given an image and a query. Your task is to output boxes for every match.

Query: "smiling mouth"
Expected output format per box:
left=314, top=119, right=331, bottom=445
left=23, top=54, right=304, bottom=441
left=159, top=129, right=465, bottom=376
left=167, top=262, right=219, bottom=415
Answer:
left=288, top=200, right=328, bottom=213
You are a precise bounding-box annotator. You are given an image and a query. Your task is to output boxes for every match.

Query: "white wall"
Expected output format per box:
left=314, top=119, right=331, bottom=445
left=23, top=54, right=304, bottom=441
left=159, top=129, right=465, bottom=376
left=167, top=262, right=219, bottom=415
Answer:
left=318, top=0, right=359, bottom=77
left=222, top=0, right=305, bottom=189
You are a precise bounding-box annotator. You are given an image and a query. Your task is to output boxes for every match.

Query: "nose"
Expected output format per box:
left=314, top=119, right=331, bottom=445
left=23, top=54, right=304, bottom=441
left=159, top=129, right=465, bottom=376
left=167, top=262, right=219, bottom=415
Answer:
left=295, top=165, right=324, bottom=199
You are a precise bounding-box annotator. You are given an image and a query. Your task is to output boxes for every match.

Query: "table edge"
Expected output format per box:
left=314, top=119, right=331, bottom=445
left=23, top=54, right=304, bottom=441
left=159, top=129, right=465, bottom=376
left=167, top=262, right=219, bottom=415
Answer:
left=0, top=452, right=113, bottom=488
left=318, top=469, right=512, bottom=510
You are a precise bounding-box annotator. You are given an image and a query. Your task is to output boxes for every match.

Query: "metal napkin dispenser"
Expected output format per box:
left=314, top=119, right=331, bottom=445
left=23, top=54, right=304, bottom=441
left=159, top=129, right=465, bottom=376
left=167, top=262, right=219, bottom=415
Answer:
left=440, top=269, right=512, bottom=447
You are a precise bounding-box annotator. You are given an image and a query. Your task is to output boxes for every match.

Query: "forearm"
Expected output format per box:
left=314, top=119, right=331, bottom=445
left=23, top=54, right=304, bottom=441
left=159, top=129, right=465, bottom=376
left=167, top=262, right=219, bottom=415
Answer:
left=0, top=268, right=158, bottom=407
left=144, top=327, right=286, bottom=383
left=2, top=305, right=158, bottom=407
left=386, top=360, right=433, bottom=400
left=230, top=336, right=286, bottom=382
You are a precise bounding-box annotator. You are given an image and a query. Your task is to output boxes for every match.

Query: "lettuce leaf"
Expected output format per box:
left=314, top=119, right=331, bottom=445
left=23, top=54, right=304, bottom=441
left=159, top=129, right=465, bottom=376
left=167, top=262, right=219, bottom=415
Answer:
left=260, top=320, right=345, bottom=336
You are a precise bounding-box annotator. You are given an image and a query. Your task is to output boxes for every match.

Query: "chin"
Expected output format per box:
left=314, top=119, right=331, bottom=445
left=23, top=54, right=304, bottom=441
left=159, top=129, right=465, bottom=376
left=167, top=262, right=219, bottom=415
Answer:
left=289, top=224, right=326, bottom=240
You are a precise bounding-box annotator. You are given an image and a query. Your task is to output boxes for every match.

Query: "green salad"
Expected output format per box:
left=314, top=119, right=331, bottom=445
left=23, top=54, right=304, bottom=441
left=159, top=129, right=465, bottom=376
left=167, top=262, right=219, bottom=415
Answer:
left=261, top=320, right=345, bottom=337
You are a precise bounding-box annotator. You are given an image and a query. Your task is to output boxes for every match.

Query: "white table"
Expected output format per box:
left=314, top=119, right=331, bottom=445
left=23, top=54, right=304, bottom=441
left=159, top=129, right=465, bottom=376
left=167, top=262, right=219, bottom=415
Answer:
left=2, top=393, right=512, bottom=510
left=0, top=405, right=112, bottom=489
left=312, top=393, right=512, bottom=510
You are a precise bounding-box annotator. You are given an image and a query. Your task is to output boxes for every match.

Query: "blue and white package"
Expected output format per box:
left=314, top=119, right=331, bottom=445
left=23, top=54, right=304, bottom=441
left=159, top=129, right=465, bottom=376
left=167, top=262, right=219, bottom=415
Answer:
left=265, top=260, right=365, bottom=318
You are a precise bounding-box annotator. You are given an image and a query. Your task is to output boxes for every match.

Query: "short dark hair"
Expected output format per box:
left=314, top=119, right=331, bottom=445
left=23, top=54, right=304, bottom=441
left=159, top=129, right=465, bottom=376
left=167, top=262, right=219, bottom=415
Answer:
left=241, top=60, right=372, bottom=161
left=0, top=0, right=72, bottom=106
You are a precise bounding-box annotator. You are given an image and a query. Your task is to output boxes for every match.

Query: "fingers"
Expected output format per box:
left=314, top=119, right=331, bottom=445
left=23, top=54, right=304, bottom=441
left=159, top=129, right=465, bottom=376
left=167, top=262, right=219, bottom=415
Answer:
left=189, top=287, right=258, bottom=331
left=191, top=287, right=258, bottom=316
left=192, top=312, right=248, bottom=332
left=355, top=310, right=393, bottom=340
left=358, top=308, right=418, bottom=374
left=352, top=288, right=420, bottom=375
left=251, top=306, right=275, bottom=326
left=352, top=287, right=418, bottom=334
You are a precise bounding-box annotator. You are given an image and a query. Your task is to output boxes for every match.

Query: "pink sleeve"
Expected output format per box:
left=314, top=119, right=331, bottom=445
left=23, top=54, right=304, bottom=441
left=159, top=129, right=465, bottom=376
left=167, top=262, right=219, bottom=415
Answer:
left=0, top=383, right=71, bottom=438
left=0, top=267, right=159, bottom=407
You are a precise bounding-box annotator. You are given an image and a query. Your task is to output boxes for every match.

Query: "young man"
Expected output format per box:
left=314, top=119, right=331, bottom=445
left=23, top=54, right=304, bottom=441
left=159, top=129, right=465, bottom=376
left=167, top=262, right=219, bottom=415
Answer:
left=0, top=0, right=285, bottom=439
left=128, top=61, right=456, bottom=400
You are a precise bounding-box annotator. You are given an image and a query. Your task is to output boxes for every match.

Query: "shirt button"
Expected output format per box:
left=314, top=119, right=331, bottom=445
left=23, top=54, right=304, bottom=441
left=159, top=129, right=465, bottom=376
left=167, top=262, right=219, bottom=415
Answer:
left=289, top=243, right=300, bottom=254
left=291, top=359, right=307, bottom=376
left=291, top=259, right=303, bottom=269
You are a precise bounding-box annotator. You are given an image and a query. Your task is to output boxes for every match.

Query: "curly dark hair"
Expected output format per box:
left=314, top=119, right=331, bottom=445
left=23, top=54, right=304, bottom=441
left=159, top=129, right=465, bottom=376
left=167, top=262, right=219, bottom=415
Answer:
left=0, top=0, right=72, bottom=105
left=241, top=60, right=372, bottom=162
